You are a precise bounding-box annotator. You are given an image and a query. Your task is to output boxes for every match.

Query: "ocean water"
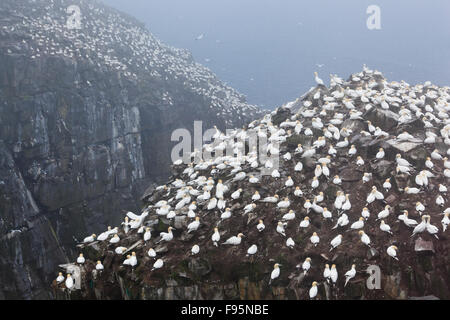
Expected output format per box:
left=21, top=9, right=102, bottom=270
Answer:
left=106, top=0, right=450, bottom=109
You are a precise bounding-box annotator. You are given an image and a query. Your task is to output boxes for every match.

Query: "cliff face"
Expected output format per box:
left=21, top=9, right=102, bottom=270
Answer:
left=0, top=0, right=262, bottom=299
left=57, top=69, right=450, bottom=300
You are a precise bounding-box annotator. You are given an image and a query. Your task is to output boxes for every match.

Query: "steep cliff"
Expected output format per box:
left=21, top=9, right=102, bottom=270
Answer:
left=0, top=0, right=262, bottom=299
left=56, top=69, right=450, bottom=300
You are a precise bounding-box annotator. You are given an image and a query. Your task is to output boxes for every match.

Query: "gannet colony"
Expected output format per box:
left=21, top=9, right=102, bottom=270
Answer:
left=1, top=0, right=260, bottom=125
left=55, top=66, right=450, bottom=300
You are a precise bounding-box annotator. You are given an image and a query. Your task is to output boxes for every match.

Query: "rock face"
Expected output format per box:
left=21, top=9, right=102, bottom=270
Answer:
left=57, top=69, right=450, bottom=300
left=0, top=0, right=262, bottom=299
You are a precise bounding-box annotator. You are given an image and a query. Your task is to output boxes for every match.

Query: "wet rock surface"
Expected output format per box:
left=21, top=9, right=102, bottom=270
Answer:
left=56, top=69, right=450, bottom=300
left=0, top=0, right=262, bottom=299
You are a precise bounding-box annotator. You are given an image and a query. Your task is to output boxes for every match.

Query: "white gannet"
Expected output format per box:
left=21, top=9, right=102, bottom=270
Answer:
left=286, top=237, right=295, bottom=248
left=310, top=232, right=320, bottom=246
left=143, top=227, right=151, bottom=241
left=223, top=233, right=244, bottom=245
left=152, top=259, right=164, bottom=271
left=147, top=248, right=156, bottom=258
left=276, top=222, right=287, bottom=236
left=442, top=213, right=449, bottom=232
left=330, top=234, right=343, bottom=251
left=387, top=245, right=398, bottom=260
left=309, top=282, right=318, bottom=299
left=109, top=234, right=120, bottom=244
left=191, top=244, right=200, bottom=255
left=359, top=231, right=371, bottom=247
left=212, top=227, right=220, bottom=246
left=158, top=227, right=175, bottom=243
left=425, top=215, right=439, bottom=239
left=187, top=217, right=201, bottom=233
left=65, top=274, right=74, bottom=289
left=96, top=261, right=104, bottom=271
left=246, top=244, right=257, bottom=256
left=83, top=234, right=96, bottom=243
left=76, top=253, right=85, bottom=264
left=56, top=272, right=64, bottom=284
left=301, top=257, right=311, bottom=275
left=257, top=220, right=265, bottom=232
left=344, top=264, right=356, bottom=287
left=349, top=217, right=365, bottom=230
left=380, top=220, right=393, bottom=234
left=330, top=264, right=338, bottom=284
left=270, top=263, right=281, bottom=284
left=411, top=216, right=427, bottom=237
left=299, top=216, right=310, bottom=229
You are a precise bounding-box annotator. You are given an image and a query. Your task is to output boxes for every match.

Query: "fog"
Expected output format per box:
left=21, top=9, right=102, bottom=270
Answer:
left=106, top=0, right=450, bottom=108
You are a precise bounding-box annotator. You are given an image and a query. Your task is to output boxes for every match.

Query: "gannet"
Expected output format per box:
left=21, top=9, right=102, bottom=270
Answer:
left=282, top=210, right=296, bottom=221
left=277, top=197, right=290, bottom=209
left=270, top=263, right=281, bottom=284
left=246, top=244, right=257, bottom=256
left=96, top=261, right=104, bottom=270
left=383, top=179, right=392, bottom=191
left=330, top=234, right=343, bottom=251
left=411, top=216, right=427, bottom=237
left=344, top=264, right=356, bottom=287
left=83, top=234, right=96, bottom=243
left=110, top=234, right=120, bottom=244
left=187, top=217, right=201, bottom=233
left=152, top=259, right=164, bottom=271
left=398, top=211, right=418, bottom=228
left=65, top=274, right=74, bottom=289
left=377, top=205, right=391, bottom=220
left=299, top=216, right=310, bottom=228
left=310, top=232, right=320, bottom=246
left=387, top=245, right=398, bottom=260
left=359, top=231, right=371, bottom=247
left=330, top=264, right=338, bottom=284
left=56, top=272, right=64, bottom=284
left=350, top=217, right=365, bottom=230
left=143, top=227, right=151, bottom=241
left=77, top=253, right=85, bottom=264
left=405, top=187, right=420, bottom=194
left=276, top=222, right=287, bottom=236
left=425, top=215, right=439, bottom=239
left=147, top=248, right=156, bottom=258
left=376, top=148, right=385, bottom=159
left=323, top=264, right=331, bottom=282
left=301, top=257, right=312, bottom=275
left=158, top=227, right=175, bottom=243
left=244, top=203, right=256, bottom=214
left=442, top=213, right=449, bottom=232
left=191, top=245, right=200, bottom=255
left=309, top=282, right=318, bottom=299
left=380, top=220, right=393, bottom=234
left=223, top=233, right=244, bottom=245
left=294, top=187, right=303, bottom=197
left=286, top=237, right=295, bottom=248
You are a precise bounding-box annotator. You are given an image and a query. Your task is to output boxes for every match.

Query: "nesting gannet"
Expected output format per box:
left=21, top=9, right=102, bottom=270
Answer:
left=96, top=261, right=104, bottom=270
left=442, top=213, right=449, bottom=232
left=65, top=274, right=74, bottom=289
left=110, top=234, right=120, bottom=244
left=143, top=227, right=151, bottom=241
left=191, top=244, right=200, bottom=255
left=329, top=234, right=343, bottom=251
left=147, top=248, right=156, bottom=258
left=377, top=205, right=391, bottom=220
left=158, top=227, right=175, bottom=243
left=380, top=220, right=393, bottom=234
left=223, top=233, right=244, bottom=245
left=425, top=215, right=439, bottom=239
left=270, top=263, right=281, bottom=284
left=309, top=282, right=318, bottom=299
left=56, top=272, right=64, bottom=284
left=211, top=227, right=220, bottom=246
left=152, top=259, right=164, bottom=271
left=187, top=217, right=201, bottom=233
left=299, top=216, right=310, bottom=228
left=276, top=222, right=287, bottom=237
left=359, top=231, right=371, bottom=247
left=349, top=217, right=365, bottom=230
left=411, top=216, right=427, bottom=237
left=77, top=253, right=85, bottom=264
left=246, top=244, right=257, bottom=256
left=387, top=245, right=398, bottom=260
left=344, top=264, right=356, bottom=287
left=83, top=234, right=96, bottom=243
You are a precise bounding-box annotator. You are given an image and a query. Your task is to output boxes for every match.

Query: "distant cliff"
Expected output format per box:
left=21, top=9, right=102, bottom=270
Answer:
left=0, top=0, right=262, bottom=299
